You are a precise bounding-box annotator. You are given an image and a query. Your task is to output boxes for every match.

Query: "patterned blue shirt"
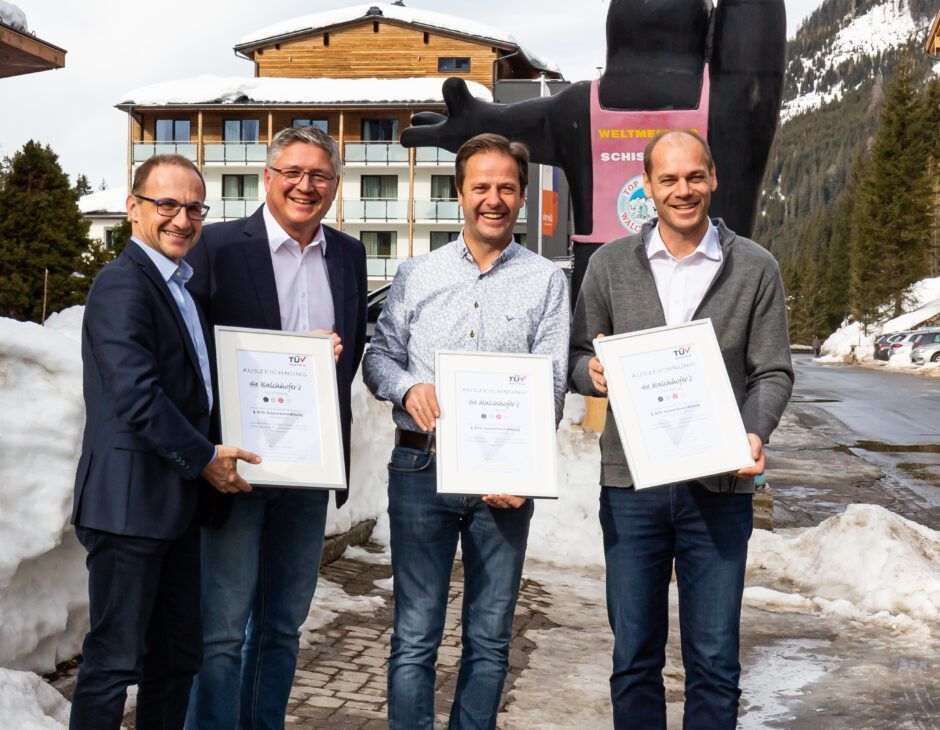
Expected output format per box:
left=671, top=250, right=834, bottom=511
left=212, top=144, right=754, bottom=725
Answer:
left=362, top=235, right=570, bottom=430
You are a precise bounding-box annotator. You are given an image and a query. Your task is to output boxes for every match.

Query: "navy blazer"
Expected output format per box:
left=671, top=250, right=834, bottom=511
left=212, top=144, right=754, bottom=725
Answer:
left=186, top=207, right=367, bottom=509
left=72, top=242, right=217, bottom=540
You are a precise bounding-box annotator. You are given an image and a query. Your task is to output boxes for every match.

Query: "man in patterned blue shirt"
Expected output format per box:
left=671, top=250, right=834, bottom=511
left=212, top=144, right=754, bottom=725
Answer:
left=363, top=134, right=569, bottom=730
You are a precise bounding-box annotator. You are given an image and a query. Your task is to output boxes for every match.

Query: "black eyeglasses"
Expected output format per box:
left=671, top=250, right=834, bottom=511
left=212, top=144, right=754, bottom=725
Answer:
left=268, top=166, right=336, bottom=187
left=134, top=195, right=210, bottom=221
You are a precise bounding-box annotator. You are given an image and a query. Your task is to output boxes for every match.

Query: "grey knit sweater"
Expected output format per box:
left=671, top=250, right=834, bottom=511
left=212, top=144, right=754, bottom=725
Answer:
left=568, top=219, right=794, bottom=493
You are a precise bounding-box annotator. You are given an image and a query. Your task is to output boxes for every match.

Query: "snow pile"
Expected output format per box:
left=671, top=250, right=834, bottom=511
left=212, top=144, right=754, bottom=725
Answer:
left=0, top=314, right=88, bottom=673
left=782, top=1, right=918, bottom=122
left=746, top=504, right=940, bottom=631
left=79, top=187, right=127, bottom=215
left=0, top=668, right=69, bottom=729
left=237, top=2, right=559, bottom=74
left=821, top=276, right=940, bottom=361
left=300, top=578, right=384, bottom=641
left=0, top=1, right=27, bottom=32
left=119, top=75, right=493, bottom=107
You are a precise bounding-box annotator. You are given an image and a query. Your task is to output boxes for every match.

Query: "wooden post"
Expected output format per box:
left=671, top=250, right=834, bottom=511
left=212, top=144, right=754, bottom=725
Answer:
left=126, top=112, right=133, bottom=192
left=337, top=111, right=345, bottom=231
left=408, top=146, right=415, bottom=259
left=197, top=110, right=204, bottom=171
left=41, top=268, right=49, bottom=325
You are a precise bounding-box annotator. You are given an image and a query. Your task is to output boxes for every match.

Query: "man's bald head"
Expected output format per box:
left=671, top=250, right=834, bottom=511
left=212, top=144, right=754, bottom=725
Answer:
left=643, top=130, right=714, bottom=178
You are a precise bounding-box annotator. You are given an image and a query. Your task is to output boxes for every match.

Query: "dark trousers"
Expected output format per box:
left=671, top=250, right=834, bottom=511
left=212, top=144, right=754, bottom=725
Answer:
left=70, top=525, right=202, bottom=730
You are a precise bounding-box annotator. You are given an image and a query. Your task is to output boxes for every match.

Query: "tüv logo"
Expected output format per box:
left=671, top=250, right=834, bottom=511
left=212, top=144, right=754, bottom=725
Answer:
left=508, top=374, right=527, bottom=384
left=288, top=355, right=307, bottom=365
left=672, top=345, right=693, bottom=358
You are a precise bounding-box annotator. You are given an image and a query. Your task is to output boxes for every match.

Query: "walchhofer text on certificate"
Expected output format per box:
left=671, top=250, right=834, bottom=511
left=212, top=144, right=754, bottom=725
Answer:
left=235, top=349, right=322, bottom=465
left=455, top=371, right=535, bottom=475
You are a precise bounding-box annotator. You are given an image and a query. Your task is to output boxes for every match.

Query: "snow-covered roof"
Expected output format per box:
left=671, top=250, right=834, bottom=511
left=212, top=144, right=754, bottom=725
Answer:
left=80, top=187, right=127, bottom=215
left=0, top=0, right=27, bottom=32
left=118, top=74, right=492, bottom=107
left=236, top=2, right=560, bottom=75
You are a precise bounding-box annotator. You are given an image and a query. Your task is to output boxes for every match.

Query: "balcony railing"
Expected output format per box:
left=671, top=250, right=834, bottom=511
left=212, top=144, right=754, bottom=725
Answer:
left=204, top=142, right=268, bottom=165
left=414, top=199, right=463, bottom=222
left=344, top=142, right=409, bottom=165
left=366, top=257, right=403, bottom=279
left=206, top=198, right=263, bottom=221
left=344, top=199, right=408, bottom=222
left=414, top=147, right=457, bottom=165
left=133, top=142, right=197, bottom=163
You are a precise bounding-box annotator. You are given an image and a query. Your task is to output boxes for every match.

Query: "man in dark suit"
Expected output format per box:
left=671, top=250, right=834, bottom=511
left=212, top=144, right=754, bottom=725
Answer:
left=185, top=126, right=367, bottom=728
left=70, top=154, right=259, bottom=730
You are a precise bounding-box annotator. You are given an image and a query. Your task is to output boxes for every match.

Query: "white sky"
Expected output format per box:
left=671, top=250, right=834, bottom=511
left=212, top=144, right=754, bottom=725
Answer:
left=0, top=0, right=825, bottom=189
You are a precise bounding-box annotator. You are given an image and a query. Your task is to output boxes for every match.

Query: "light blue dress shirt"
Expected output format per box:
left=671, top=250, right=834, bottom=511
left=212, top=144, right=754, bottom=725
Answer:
left=132, top=238, right=213, bottom=411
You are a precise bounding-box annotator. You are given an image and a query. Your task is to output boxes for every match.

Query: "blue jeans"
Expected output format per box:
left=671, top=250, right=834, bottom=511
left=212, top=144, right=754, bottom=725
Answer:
left=599, top=483, right=753, bottom=730
left=186, top=488, right=329, bottom=729
left=71, top=525, right=201, bottom=730
left=387, top=445, right=533, bottom=730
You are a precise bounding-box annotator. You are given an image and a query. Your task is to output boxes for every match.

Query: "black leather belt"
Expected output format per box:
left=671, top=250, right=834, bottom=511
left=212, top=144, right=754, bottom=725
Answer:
left=395, top=428, right=436, bottom=454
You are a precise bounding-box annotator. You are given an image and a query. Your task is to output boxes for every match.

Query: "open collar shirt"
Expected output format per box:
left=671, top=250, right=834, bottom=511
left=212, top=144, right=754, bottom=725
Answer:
left=362, top=234, right=570, bottom=431
left=263, top=204, right=335, bottom=333
left=647, top=221, right=722, bottom=325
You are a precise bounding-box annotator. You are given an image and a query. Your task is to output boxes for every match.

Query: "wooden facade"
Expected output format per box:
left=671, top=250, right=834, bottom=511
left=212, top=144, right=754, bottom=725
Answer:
left=0, top=23, right=65, bottom=78
left=926, top=11, right=940, bottom=56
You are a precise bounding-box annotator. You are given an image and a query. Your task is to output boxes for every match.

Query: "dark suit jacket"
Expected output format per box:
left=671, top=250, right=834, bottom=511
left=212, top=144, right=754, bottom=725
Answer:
left=72, top=242, right=216, bottom=540
left=186, top=207, right=367, bottom=510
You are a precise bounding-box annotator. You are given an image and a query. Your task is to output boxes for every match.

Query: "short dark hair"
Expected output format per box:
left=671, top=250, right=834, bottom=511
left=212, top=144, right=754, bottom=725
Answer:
left=132, top=154, right=206, bottom=196
left=455, top=133, right=529, bottom=192
left=643, top=130, right=714, bottom=178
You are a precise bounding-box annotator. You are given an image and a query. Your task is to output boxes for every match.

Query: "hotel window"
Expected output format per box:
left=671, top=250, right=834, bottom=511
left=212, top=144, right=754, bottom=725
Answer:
left=361, top=175, right=398, bottom=200
left=155, top=119, right=190, bottom=142
left=430, top=231, right=461, bottom=251
left=438, top=57, right=470, bottom=73
left=516, top=232, right=527, bottom=248
left=361, top=118, right=399, bottom=142
left=222, top=174, right=259, bottom=199
left=430, top=175, right=457, bottom=200
left=292, top=119, right=329, bottom=134
left=362, top=231, right=397, bottom=258
left=223, top=119, right=260, bottom=142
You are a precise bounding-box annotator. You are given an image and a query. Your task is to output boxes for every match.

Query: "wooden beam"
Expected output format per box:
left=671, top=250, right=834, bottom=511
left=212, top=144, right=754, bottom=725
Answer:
left=197, top=110, right=204, bottom=171
left=0, top=26, right=65, bottom=78
left=408, top=147, right=415, bottom=259
left=337, top=110, right=345, bottom=231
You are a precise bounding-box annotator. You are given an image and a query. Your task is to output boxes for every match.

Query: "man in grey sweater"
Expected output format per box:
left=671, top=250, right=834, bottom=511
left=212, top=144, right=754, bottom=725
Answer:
left=569, top=130, right=793, bottom=729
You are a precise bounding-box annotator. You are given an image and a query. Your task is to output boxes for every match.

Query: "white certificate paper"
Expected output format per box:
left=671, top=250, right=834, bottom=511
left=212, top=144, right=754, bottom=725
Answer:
left=595, top=320, right=754, bottom=490
left=235, top=349, right=322, bottom=465
left=454, top=370, right=535, bottom=475
left=215, top=327, right=346, bottom=490
left=436, top=351, right=558, bottom=498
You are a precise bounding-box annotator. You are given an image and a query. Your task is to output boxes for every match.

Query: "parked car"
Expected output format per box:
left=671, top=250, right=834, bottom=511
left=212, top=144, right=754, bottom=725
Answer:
left=892, top=328, right=940, bottom=361
left=366, top=282, right=392, bottom=342
left=874, top=333, right=906, bottom=361
left=911, top=341, right=940, bottom=365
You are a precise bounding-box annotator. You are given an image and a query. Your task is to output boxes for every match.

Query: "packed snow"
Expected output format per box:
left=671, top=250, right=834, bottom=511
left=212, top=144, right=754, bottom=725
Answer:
left=119, top=75, right=492, bottom=107
left=78, top=187, right=127, bottom=215
left=0, top=668, right=69, bottom=729
left=0, top=1, right=26, bottom=32
left=237, top=2, right=560, bottom=75
left=781, top=1, right=919, bottom=122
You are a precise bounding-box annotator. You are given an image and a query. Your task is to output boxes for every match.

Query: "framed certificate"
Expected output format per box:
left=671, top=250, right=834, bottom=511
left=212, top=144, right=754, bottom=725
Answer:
left=593, top=319, right=754, bottom=490
left=214, top=326, right=346, bottom=490
left=434, top=351, right=558, bottom=499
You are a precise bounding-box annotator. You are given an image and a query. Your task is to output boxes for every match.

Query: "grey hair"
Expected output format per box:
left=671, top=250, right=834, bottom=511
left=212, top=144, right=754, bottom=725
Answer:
left=266, top=125, right=342, bottom=177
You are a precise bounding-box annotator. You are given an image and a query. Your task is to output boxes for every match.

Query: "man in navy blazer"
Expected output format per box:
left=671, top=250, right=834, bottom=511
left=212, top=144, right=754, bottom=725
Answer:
left=185, top=126, right=367, bottom=728
left=70, top=154, right=259, bottom=730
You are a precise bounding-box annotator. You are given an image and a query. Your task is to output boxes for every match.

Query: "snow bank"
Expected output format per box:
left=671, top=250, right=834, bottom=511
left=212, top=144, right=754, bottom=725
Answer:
left=119, top=75, right=493, bottom=107
left=0, top=313, right=88, bottom=672
left=0, top=1, right=27, bottom=32
left=746, top=504, right=940, bottom=631
left=0, top=668, right=69, bottom=729
left=79, top=187, right=127, bottom=215
left=238, top=2, right=559, bottom=74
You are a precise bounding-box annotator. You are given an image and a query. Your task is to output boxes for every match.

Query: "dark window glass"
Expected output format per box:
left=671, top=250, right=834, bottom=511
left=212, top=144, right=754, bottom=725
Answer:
left=292, top=119, right=329, bottom=133
left=362, top=231, right=397, bottom=258
left=430, top=175, right=457, bottom=200
left=361, top=118, right=399, bottom=142
left=155, top=119, right=189, bottom=142
left=430, top=231, right=460, bottom=251
left=438, top=57, right=471, bottom=73
left=361, top=175, right=398, bottom=200
left=224, top=119, right=260, bottom=142
left=516, top=232, right=527, bottom=248
left=222, top=174, right=259, bottom=199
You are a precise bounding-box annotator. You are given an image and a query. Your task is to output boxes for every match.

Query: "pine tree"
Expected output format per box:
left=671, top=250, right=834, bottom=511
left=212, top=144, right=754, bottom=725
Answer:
left=74, top=173, right=92, bottom=198
left=0, top=141, right=92, bottom=322
left=923, top=76, right=940, bottom=277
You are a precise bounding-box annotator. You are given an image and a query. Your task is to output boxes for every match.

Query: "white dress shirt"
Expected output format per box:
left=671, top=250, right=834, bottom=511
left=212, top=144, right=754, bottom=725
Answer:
left=646, top=222, right=722, bottom=325
left=263, top=205, right=335, bottom=333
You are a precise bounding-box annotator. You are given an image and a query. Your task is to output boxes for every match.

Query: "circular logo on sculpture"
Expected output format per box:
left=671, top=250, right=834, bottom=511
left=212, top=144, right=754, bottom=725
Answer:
left=616, top=176, right=654, bottom=233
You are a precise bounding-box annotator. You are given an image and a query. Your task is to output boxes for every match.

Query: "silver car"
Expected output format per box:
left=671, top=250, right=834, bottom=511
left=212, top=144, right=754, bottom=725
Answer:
left=911, top=341, right=940, bottom=365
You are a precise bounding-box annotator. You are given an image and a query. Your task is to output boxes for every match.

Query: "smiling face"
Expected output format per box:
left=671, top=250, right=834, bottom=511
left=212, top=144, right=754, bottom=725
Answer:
left=264, top=141, right=338, bottom=244
left=643, top=134, right=717, bottom=245
left=457, top=150, right=525, bottom=251
left=126, top=163, right=205, bottom=262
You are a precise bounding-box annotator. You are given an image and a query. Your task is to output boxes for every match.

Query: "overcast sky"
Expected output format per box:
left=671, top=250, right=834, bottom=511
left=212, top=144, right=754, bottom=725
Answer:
left=1, top=0, right=826, bottom=189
